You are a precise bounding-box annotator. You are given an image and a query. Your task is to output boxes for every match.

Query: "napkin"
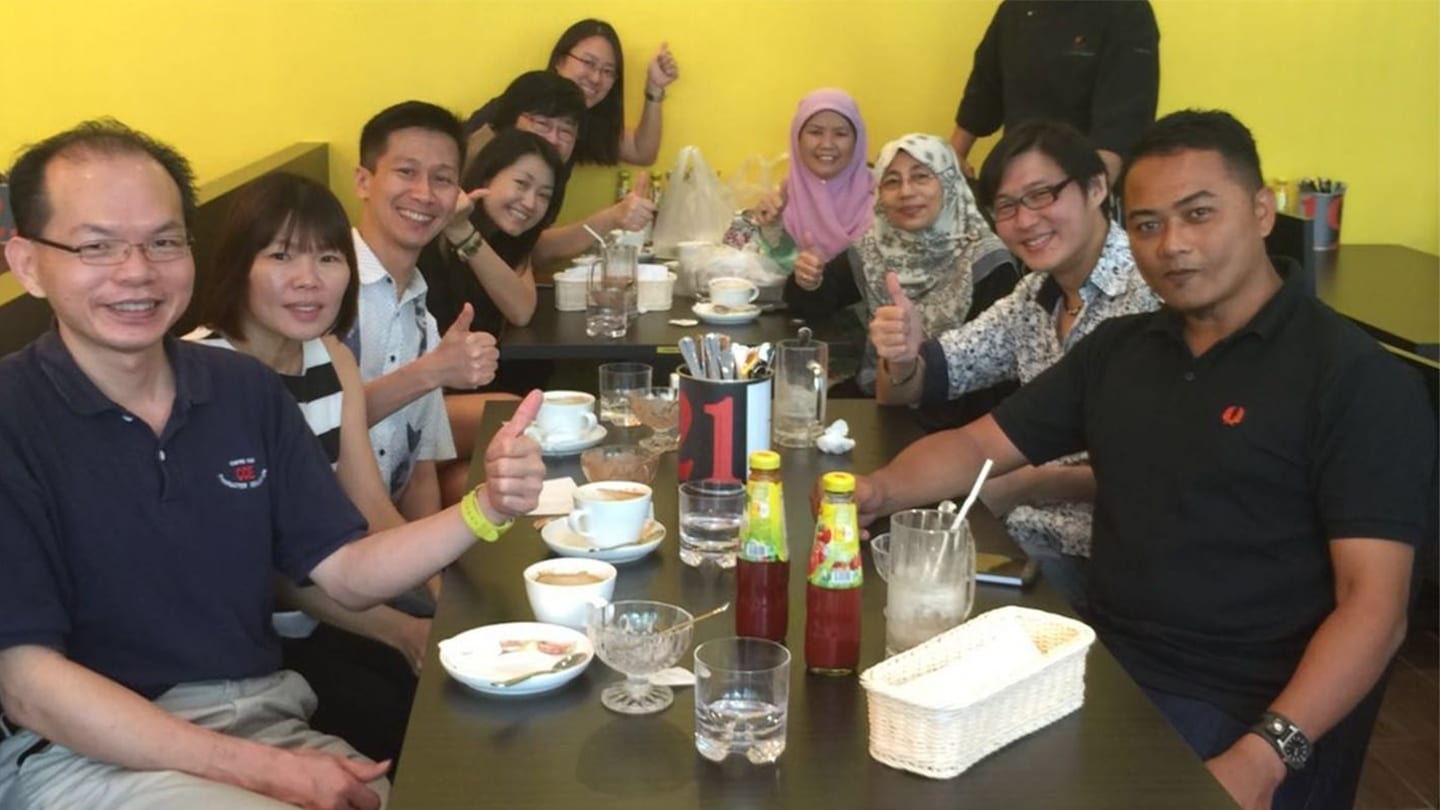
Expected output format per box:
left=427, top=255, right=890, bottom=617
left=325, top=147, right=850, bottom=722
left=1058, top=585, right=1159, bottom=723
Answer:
left=647, top=667, right=696, bottom=687
left=529, top=477, right=580, bottom=516
left=815, top=419, right=856, bottom=454
left=899, top=614, right=1044, bottom=706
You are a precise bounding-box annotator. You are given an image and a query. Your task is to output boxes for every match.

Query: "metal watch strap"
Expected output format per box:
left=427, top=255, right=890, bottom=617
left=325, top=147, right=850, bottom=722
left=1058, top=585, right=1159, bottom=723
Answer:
left=1250, top=710, right=1311, bottom=771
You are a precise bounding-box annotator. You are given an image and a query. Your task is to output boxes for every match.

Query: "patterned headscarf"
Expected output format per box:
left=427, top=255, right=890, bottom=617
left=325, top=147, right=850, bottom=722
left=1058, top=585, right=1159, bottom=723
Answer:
left=781, top=89, right=874, bottom=262
left=856, top=134, right=1007, bottom=338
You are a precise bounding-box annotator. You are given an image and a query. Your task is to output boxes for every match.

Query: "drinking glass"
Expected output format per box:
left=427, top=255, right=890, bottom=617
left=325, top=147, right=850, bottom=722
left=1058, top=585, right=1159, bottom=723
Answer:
left=871, top=508, right=976, bottom=657
left=587, top=600, right=694, bottom=715
left=629, top=387, right=681, bottom=453
left=694, top=637, right=790, bottom=765
left=586, top=245, right=636, bottom=338
left=678, top=479, right=745, bottom=568
left=772, top=338, right=828, bottom=448
left=598, top=362, right=652, bottom=427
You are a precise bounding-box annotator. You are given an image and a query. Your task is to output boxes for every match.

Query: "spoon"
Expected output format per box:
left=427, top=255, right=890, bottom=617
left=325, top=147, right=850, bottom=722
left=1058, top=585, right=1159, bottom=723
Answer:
left=490, top=652, right=589, bottom=688
left=667, top=601, right=731, bottom=635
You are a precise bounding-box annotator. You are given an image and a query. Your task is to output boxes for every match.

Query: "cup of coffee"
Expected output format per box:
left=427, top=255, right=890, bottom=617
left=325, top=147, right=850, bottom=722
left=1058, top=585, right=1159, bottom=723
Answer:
left=524, top=559, right=617, bottom=630
left=531, top=390, right=599, bottom=443
left=708, top=276, right=759, bottom=308
left=567, top=481, right=653, bottom=548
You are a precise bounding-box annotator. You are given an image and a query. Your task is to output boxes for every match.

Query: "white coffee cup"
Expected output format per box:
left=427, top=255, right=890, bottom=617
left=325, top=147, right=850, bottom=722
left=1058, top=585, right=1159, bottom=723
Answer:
left=567, top=481, right=653, bottom=548
left=524, top=559, right=617, bottom=630
left=531, top=390, right=599, bottom=442
left=708, top=276, right=759, bottom=308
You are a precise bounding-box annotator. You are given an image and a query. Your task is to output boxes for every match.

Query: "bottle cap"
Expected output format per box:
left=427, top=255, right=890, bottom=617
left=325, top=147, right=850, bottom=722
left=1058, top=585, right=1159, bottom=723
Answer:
left=821, top=471, right=855, bottom=494
left=749, top=450, right=780, bottom=471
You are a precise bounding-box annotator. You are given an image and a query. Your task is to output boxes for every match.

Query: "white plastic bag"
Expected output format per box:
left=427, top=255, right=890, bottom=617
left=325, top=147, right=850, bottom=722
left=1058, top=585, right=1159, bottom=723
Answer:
left=726, top=152, right=789, bottom=212
left=652, top=146, right=733, bottom=257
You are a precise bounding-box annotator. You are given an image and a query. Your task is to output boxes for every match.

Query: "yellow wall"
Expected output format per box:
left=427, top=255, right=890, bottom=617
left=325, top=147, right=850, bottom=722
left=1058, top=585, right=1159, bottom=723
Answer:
left=3, top=0, right=1436, bottom=266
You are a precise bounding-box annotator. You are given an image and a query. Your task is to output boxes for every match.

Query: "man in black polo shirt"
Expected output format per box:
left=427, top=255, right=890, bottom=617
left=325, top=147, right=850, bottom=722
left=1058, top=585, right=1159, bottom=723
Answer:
left=856, top=110, right=1433, bottom=809
left=0, top=121, right=546, bottom=808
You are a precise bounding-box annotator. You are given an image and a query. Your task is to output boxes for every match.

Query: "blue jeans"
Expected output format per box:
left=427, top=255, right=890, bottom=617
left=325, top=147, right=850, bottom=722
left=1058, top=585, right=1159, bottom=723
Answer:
left=1141, top=681, right=1387, bottom=810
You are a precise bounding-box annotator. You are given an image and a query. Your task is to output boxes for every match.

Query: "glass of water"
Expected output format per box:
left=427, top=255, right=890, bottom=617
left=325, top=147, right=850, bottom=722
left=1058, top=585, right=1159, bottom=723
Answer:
left=598, top=362, right=652, bottom=427
left=695, top=637, right=790, bottom=765
left=678, top=479, right=745, bottom=568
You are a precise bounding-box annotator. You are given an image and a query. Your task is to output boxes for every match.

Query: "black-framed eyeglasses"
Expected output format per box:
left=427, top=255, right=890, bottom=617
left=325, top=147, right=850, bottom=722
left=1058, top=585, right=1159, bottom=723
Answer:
left=990, top=177, right=1076, bottom=222
left=519, top=112, right=579, bottom=144
left=565, top=51, right=617, bottom=81
left=29, top=233, right=193, bottom=266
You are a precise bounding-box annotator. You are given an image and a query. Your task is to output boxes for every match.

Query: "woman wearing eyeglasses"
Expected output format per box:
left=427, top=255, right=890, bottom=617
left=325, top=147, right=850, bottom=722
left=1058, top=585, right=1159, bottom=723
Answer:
left=546, top=18, right=678, bottom=167
left=870, top=121, right=1160, bottom=609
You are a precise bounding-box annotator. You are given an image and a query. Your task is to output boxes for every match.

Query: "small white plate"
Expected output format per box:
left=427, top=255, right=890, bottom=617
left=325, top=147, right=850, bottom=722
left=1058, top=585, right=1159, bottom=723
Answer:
left=438, top=622, right=593, bottom=697
left=528, top=423, right=608, bottom=456
left=693, top=302, right=761, bottom=325
left=541, top=517, right=666, bottom=564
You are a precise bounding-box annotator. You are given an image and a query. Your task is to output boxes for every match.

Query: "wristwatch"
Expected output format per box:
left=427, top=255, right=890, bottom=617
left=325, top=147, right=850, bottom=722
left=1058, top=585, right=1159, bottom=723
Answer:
left=644, top=87, right=665, bottom=103
left=1250, top=711, right=1311, bottom=771
left=453, top=228, right=485, bottom=261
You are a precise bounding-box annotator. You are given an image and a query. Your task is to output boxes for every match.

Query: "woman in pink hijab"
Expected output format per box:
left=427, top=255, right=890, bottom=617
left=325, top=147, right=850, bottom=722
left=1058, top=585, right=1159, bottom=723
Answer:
left=742, top=89, right=874, bottom=282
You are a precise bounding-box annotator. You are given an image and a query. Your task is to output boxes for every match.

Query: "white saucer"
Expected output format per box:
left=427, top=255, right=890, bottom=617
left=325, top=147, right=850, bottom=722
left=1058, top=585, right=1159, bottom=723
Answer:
left=540, top=518, right=666, bottom=564
left=527, top=423, right=608, bottom=456
left=693, top=302, right=761, bottom=325
left=438, top=622, right=593, bottom=697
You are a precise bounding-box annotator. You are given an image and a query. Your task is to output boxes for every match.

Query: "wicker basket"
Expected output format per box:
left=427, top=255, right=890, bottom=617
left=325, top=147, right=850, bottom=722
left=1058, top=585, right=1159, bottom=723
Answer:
left=554, top=274, right=588, bottom=312
left=860, top=606, right=1095, bottom=779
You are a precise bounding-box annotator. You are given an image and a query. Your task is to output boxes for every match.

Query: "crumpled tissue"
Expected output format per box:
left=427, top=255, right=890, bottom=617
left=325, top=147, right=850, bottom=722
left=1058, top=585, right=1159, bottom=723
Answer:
left=815, top=419, right=855, bottom=454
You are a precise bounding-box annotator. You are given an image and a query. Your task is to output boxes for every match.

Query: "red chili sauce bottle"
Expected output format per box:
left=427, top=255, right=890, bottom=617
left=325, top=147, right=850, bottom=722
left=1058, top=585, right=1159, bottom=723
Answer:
left=736, top=450, right=789, bottom=642
left=804, top=471, right=862, bottom=674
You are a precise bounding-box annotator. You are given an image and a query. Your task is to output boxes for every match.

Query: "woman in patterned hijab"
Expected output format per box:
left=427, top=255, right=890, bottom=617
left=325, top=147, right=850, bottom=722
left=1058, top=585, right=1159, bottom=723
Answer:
left=852, top=133, right=1010, bottom=392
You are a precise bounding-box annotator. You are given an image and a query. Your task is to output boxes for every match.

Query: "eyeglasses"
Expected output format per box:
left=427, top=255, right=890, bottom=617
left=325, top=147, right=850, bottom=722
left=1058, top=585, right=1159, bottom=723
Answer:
left=990, top=178, right=1076, bottom=222
left=29, top=233, right=193, bottom=266
left=878, top=168, right=938, bottom=193
left=519, top=113, right=579, bottom=144
left=565, top=51, right=617, bottom=81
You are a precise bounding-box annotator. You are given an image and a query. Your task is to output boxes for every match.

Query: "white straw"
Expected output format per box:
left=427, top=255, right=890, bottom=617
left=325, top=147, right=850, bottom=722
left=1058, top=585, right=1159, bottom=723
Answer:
left=582, top=224, right=608, bottom=249
left=955, top=459, right=994, bottom=528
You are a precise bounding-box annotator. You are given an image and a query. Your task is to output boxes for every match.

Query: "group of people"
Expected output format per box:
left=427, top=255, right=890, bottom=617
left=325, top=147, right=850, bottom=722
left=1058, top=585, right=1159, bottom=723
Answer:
left=0, top=3, right=1433, bottom=810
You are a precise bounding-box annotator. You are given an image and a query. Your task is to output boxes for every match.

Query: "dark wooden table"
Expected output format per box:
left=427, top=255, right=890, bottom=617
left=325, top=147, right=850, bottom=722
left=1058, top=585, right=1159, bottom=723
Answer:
left=388, top=401, right=1233, bottom=809
left=1316, top=244, right=1439, bottom=362
left=500, top=288, right=803, bottom=362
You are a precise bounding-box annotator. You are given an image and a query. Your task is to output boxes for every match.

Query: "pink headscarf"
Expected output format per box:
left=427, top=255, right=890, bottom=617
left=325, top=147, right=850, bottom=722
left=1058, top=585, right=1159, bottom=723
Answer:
left=781, top=89, right=874, bottom=262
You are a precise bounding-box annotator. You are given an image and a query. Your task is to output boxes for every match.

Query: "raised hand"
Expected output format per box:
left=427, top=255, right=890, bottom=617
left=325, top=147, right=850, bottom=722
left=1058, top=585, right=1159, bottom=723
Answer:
left=750, top=188, right=785, bottom=226
left=614, top=174, right=657, bottom=232
left=869, top=272, right=923, bottom=365
left=478, top=389, right=546, bottom=520
left=443, top=187, right=490, bottom=245
left=264, top=747, right=390, bottom=810
left=793, top=233, right=824, bottom=292
left=647, top=42, right=679, bottom=91
left=429, top=303, right=499, bottom=390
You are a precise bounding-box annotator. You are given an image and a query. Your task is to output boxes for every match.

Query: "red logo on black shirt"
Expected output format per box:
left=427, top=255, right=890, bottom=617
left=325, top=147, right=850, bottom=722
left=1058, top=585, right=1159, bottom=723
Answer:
left=219, top=457, right=268, bottom=489
left=1221, top=405, right=1246, bottom=427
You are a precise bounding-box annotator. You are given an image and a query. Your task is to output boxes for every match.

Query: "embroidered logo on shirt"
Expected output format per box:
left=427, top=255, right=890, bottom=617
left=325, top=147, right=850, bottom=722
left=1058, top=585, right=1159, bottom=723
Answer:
left=219, top=457, right=268, bottom=489
left=1221, top=405, right=1246, bottom=427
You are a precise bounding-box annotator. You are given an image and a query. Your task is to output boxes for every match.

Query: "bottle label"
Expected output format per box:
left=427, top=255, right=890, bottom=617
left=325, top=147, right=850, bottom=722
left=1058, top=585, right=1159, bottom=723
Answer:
left=808, top=500, right=861, bottom=589
left=740, top=480, right=788, bottom=562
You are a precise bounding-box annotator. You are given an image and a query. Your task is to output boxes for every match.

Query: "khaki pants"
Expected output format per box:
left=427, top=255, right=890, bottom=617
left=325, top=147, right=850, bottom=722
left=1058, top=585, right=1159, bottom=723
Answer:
left=0, top=670, right=390, bottom=809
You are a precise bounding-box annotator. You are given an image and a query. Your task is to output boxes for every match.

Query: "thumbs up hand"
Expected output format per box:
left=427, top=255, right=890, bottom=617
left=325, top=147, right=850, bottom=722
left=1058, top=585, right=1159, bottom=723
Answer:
left=793, top=233, right=824, bottom=292
left=476, top=389, right=546, bottom=520
left=614, top=173, right=657, bottom=232
left=443, top=187, right=490, bottom=246
left=869, top=272, right=923, bottom=364
left=431, top=303, right=499, bottom=390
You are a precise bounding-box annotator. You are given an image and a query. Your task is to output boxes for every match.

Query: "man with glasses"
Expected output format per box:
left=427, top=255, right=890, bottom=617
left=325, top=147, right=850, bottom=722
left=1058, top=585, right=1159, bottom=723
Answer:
left=854, top=110, right=1432, bottom=809
left=870, top=121, right=1159, bottom=610
left=0, top=120, right=546, bottom=809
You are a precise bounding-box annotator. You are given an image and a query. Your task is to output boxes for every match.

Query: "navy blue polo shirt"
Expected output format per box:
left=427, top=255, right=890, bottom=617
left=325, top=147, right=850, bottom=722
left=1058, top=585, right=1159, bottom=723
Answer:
left=0, top=332, right=367, bottom=698
left=992, top=261, right=1435, bottom=721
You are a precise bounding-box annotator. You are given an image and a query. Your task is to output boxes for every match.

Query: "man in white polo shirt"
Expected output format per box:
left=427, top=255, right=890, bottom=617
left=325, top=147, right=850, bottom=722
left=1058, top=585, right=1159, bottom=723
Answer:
left=343, top=100, right=500, bottom=520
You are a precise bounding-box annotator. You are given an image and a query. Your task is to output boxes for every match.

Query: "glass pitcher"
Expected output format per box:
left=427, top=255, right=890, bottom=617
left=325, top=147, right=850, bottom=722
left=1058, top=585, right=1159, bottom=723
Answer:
left=771, top=337, right=827, bottom=448
left=870, top=508, right=976, bottom=656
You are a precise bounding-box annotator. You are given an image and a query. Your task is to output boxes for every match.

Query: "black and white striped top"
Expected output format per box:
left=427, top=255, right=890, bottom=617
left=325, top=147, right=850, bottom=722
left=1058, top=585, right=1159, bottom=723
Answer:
left=197, top=334, right=344, bottom=468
